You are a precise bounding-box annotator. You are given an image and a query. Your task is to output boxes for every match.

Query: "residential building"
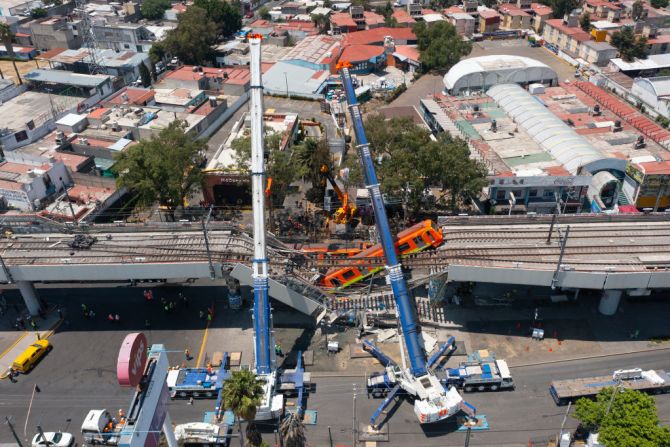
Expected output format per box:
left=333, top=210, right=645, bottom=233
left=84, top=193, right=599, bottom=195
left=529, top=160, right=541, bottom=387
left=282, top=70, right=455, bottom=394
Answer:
left=91, top=22, right=174, bottom=53
left=478, top=9, right=501, bottom=33
left=341, top=27, right=416, bottom=46
left=161, top=65, right=251, bottom=96
left=542, top=17, right=592, bottom=54
left=392, top=9, right=416, bottom=26
left=528, top=3, right=552, bottom=33
left=447, top=12, right=475, bottom=37
left=26, top=16, right=82, bottom=51
left=0, top=44, right=36, bottom=60
left=339, top=44, right=386, bottom=74
left=37, top=48, right=151, bottom=87
left=0, top=155, right=70, bottom=211
left=23, top=69, right=114, bottom=99
left=330, top=8, right=385, bottom=33
left=164, top=2, right=188, bottom=21
left=578, top=40, right=618, bottom=66
left=0, top=79, right=24, bottom=102
left=648, top=34, right=670, bottom=55
left=0, top=91, right=81, bottom=151
left=498, top=4, right=531, bottom=30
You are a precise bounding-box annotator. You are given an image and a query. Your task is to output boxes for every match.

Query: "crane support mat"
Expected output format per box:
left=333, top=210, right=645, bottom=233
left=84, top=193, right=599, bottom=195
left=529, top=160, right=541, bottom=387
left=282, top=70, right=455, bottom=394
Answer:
left=358, top=422, right=390, bottom=442
left=228, top=352, right=242, bottom=367
left=350, top=344, right=373, bottom=358
left=457, top=414, right=489, bottom=431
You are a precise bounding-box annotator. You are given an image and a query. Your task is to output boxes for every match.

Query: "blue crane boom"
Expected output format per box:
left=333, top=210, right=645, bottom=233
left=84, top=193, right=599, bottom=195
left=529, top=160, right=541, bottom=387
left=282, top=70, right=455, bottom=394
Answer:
left=339, top=65, right=427, bottom=378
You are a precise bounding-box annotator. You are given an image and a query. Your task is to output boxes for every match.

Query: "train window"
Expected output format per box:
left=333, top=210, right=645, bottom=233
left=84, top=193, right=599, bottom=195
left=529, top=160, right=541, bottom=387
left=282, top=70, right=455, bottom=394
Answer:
left=425, top=231, right=435, bottom=243
left=414, top=236, right=428, bottom=248
left=398, top=242, right=411, bottom=252
left=342, top=269, right=357, bottom=280
left=329, top=277, right=341, bottom=287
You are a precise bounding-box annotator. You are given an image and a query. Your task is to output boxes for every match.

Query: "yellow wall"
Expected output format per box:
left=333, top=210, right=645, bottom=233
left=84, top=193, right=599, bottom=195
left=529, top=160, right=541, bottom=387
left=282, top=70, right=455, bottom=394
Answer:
left=636, top=195, right=670, bottom=208
left=591, top=29, right=607, bottom=42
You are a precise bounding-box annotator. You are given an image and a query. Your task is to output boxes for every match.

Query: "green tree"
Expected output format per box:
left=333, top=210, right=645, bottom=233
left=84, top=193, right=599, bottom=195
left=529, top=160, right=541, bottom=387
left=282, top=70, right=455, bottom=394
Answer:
left=651, top=0, right=669, bottom=8
left=311, top=13, right=330, bottom=33
left=259, top=5, right=271, bottom=19
left=279, top=413, right=307, bottom=447
left=140, top=0, right=171, bottom=20
left=293, top=138, right=333, bottom=203
left=632, top=0, right=644, bottom=19
left=574, top=388, right=670, bottom=447
left=549, top=0, right=578, bottom=18
left=221, top=370, right=265, bottom=447
left=611, top=27, right=648, bottom=62
left=384, top=15, right=398, bottom=27
left=30, top=7, right=48, bottom=18
left=579, top=11, right=590, bottom=32
left=0, top=23, right=22, bottom=85
left=193, top=0, right=242, bottom=38
left=361, top=115, right=487, bottom=218
left=112, top=121, right=205, bottom=217
left=412, top=21, right=471, bottom=73
left=139, top=62, right=152, bottom=87
left=323, top=0, right=332, bottom=7
left=231, top=132, right=299, bottom=206
left=149, top=43, right=166, bottom=64
left=162, top=6, right=218, bottom=65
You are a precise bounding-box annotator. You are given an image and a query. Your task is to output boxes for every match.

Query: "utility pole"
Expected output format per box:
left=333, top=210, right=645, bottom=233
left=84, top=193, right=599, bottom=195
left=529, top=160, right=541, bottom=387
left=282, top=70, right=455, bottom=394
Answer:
left=5, top=417, right=24, bottom=447
left=551, top=225, right=570, bottom=290
left=202, top=204, right=215, bottom=280
left=352, top=384, right=357, bottom=447
left=556, top=401, right=571, bottom=445
left=546, top=213, right=557, bottom=245
left=59, top=177, right=76, bottom=222
left=24, top=384, right=39, bottom=438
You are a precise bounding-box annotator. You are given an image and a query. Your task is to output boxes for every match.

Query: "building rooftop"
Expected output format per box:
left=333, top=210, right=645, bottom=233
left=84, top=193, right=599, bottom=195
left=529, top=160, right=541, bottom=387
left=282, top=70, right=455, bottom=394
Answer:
left=105, top=87, right=156, bottom=106
left=498, top=4, right=530, bottom=16
left=263, top=61, right=329, bottom=95
left=530, top=3, right=553, bottom=15
left=282, top=34, right=341, bottom=65
left=330, top=12, right=357, bottom=27
left=341, top=27, right=415, bottom=46
left=545, top=19, right=592, bottom=41
left=449, top=12, right=475, bottom=20
left=153, top=88, right=205, bottom=107
left=610, top=53, right=670, bottom=71
left=0, top=91, right=80, bottom=133
left=164, top=65, right=252, bottom=85
left=635, top=76, right=670, bottom=97
left=24, top=69, right=111, bottom=88
left=393, top=9, right=416, bottom=23
left=39, top=48, right=148, bottom=69
left=478, top=9, right=501, bottom=18
left=340, top=44, right=385, bottom=62
left=363, top=11, right=385, bottom=25
left=581, top=40, right=616, bottom=51
left=393, top=45, right=420, bottom=63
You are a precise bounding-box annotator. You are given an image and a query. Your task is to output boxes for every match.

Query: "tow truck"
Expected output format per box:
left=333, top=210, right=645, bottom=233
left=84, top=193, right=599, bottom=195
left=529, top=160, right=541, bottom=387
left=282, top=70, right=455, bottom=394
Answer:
left=321, top=164, right=357, bottom=226
left=81, top=410, right=123, bottom=445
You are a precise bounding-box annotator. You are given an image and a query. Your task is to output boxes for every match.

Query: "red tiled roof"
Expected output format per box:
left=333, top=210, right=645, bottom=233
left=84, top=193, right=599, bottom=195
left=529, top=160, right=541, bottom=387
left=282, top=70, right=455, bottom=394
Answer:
left=544, top=165, right=570, bottom=176
left=0, top=179, right=23, bottom=192
left=331, top=12, right=357, bottom=27
left=638, top=160, right=670, bottom=175
left=545, top=19, right=592, bottom=40
left=106, top=87, right=155, bottom=105
left=499, top=4, right=530, bottom=16
left=340, top=44, right=385, bottom=62
left=36, top=47, right=66, bottom=60
left=393, top=44, right=419, bottom=62
left=342, top=27, right=416, bottom=46
left=51, top=152, right=91, bottom=171
left=479, top=9, right=500, bottom=18
left=364, top=11, right=385, bottom=25
left=421, top=8, right=437, bottom=14
left=649, top=35, right=670, bottom=44
left=87, top=107, right=110, bottom=119
left=165, top=66, right=251, bottom=85
left=443, top=6, right=463, bottom=14
left=530, top=3, right=553, bottom=15
left=393, top=9, right=416, bottom=23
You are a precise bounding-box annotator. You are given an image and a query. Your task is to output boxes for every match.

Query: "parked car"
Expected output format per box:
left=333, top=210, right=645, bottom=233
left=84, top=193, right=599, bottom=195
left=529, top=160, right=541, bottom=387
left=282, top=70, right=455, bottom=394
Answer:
left=31, top=432, right=74, bottom=447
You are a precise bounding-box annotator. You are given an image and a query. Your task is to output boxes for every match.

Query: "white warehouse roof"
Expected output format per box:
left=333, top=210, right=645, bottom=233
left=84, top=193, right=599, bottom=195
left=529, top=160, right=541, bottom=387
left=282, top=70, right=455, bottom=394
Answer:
left=487, top=84, right=605, bottom=175
left=444, top=55, right=558, bottom=94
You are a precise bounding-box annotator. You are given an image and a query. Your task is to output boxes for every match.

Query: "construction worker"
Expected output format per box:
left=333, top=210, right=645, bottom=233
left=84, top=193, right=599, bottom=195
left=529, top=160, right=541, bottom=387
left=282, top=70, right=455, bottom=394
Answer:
left=199, top=310, right=205, bottom=320
left=115, top=314, right=120, bottom=323
left=184, top=349, right=191, bottom=361
left=118, top=409, right=125, bottom=419
left=274, top=344, right=283, bottom=357
left=207, top=363, right=213, bottom=375
left=108, top=314, right=114, bottom=322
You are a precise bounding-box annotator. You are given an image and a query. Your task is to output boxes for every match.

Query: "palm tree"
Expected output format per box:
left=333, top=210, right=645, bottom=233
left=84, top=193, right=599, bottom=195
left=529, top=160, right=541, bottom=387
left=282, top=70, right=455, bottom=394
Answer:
left=279, top=412, right=307, bottom=447
left=221, top=370, right=265, bottom=447
left=0, top=23, right=22, bottom=85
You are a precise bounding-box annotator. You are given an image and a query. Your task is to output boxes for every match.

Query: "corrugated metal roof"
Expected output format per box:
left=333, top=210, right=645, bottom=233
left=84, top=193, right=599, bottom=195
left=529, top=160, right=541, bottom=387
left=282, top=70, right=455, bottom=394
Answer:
left=24, top=69, right=111, bottom=87
left=487, top=84, right=605, bottom=175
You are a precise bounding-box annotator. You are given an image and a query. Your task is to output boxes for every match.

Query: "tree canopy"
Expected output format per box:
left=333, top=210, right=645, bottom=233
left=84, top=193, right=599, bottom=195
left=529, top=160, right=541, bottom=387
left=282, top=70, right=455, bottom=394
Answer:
left=193, top=0, right=242, bottom=38
left=162, top=6, right=218, bottom=65
left=112, top=121, right=205, bottom=214
left=412, top=21, right=471, bottom=72
left=611, top=27, right=648, bottom=62
left=651, top=0, right=669, bottom=8
left=548, top=0, right=578, bottom=18
left=580, top=12, right=591, bottom=32
left=259, top=6, right=271, bottom=19
left=231, top=132, right=300, bottom=206
left=574, top=388, right=670, bottom=447
left=0, top=23, right=22, bottom=85
left=355, top=115, right=488, bottom=218
left=632, top=0, right=645, bottom=19
left=30, top=7, right=48, bottom=18
left=139, top=62, right=151, bottom=87
left=140, top=0, right=171, bottom=20
left=221, top=370, right=265, bottom=447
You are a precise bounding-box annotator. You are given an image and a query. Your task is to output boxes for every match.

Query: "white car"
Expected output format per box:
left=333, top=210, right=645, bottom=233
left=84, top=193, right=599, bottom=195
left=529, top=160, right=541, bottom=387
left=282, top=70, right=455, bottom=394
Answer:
left=31, top=432, right=74, bottom=447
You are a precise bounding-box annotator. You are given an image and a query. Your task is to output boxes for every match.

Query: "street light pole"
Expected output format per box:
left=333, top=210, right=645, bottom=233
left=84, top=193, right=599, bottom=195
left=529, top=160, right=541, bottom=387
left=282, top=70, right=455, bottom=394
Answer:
left=5, top=417, right=24, bottom=447
left=24, top=384, right=38, bottom=439
left=283, top=72, right=290, bottom=99
left=352, top=384, right=357, bottom=447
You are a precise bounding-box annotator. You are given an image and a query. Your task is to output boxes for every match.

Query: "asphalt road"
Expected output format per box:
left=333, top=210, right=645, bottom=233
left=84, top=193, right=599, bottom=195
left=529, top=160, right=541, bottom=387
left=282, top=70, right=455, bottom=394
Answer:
left=1, top=282, right=668, bottom=447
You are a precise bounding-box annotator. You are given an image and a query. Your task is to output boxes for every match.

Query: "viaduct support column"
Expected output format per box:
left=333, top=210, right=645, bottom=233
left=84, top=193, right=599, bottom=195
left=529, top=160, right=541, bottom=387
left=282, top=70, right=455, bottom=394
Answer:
left=18, top=281, right=42, bottom=316
left=598, top=289, right=622, bottom=316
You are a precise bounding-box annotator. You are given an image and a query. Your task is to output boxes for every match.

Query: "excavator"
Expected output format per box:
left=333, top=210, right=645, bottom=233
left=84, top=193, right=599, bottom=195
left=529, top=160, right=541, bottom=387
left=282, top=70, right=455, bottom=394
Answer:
left=320, top=164, right=357, bottom=225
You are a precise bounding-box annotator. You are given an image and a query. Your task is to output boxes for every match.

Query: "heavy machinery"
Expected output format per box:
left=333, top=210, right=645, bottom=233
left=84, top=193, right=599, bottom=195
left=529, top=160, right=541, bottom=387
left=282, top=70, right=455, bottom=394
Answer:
left=320, top=164, right=356, bottom=225
left=337, top=61, right=476, bottom=429
left=550, top=367, right=670, bottom=405
left=435, top=349, right=514, bottom=392
left=81, top=333, right=178, bottom=447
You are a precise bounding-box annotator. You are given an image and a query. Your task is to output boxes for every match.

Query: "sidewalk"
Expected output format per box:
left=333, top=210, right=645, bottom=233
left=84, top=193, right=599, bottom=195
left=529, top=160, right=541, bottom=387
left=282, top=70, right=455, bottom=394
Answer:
left=0, top=310, right=62, bottom=378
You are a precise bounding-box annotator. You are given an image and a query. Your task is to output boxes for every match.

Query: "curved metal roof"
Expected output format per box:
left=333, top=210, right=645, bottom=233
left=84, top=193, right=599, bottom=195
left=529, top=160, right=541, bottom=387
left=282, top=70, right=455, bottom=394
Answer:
left=487, top=83, right=606, bottom=175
